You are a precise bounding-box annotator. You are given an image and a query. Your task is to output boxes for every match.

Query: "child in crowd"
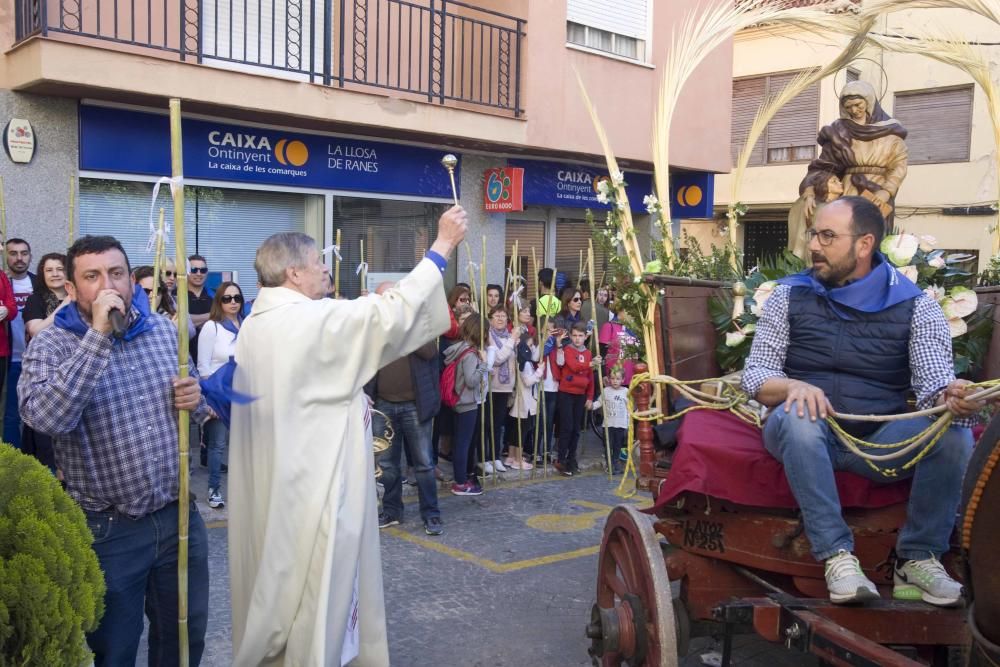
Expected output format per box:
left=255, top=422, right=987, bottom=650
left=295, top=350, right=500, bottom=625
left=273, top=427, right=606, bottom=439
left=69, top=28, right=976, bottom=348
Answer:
left=537, top=320, right=562, bottom=465
left=599, top=311, right=640, bottom=386
left=551, top=321, right=600, bottom=476
left=444, top=316, right=488, bottom=496
left=505, top=334, right=541, bottom=471
left=512, top=301, right=537, bottom=339
left=485, top=306, right=518, bottom=474
left=591, top=366, right=630, bottom=475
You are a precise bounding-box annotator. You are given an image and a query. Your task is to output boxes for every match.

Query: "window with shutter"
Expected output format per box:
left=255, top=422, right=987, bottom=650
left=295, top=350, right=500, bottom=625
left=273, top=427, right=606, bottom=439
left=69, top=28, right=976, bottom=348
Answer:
left=555, top=219, right=611, bottom=290
left=892, top=86, right=973, bottom=164
left=505, top=220, right=546, bottom=300
left=731, top=71, right=819, bottom=167
left=566, top=0, right=647, bottom=62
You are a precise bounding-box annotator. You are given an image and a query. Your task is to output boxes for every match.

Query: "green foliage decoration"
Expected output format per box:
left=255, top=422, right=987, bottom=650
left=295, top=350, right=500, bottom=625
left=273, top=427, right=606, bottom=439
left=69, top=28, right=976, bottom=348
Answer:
left=0, top=445, right=104, bottom=666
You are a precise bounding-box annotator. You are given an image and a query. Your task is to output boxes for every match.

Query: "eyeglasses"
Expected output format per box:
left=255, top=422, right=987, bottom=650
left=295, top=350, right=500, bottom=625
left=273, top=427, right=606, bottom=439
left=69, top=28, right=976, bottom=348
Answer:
left=190, top=267, right=208, bottom=274
left=804, top=229, right=864, bottom=247
left=458, top=297, right=470, bottom=303
left=221, top=294, right=243, bottom=304
left=571, top=297, right=582, bottom=303
left=164, top=271, right=175, bottom=277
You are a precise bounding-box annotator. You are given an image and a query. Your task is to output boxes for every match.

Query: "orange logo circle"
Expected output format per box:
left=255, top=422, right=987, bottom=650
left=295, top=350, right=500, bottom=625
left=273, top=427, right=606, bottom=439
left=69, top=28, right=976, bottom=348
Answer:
left=274, top=139, right=309, bottom=167
left=676, top=185, right=703, bottom=208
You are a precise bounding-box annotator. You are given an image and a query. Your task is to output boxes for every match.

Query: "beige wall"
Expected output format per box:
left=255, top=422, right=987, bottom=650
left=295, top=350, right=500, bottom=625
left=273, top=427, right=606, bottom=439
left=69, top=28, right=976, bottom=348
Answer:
left=0, top=0, right=733, bottom=173
left=716, top=8, right=1000, bottom=268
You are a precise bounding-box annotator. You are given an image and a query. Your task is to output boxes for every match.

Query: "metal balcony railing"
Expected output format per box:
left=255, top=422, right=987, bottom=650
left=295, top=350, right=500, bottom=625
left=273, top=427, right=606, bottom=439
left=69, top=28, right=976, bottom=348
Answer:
left=14, top=0, right=524, bottom=116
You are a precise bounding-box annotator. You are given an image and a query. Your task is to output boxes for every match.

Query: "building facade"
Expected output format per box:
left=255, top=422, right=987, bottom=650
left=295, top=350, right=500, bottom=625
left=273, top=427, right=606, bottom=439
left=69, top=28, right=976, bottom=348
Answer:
left=697, top=6, right=998, bottom=272
left=1, top=0, right=732, bottom=296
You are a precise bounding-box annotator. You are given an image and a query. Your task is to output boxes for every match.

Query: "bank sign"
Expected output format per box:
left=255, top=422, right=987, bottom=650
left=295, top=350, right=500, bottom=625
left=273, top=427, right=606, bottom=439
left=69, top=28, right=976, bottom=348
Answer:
left=79, top=105, right=457, bottom=200
left=508, top=159, right=654, bottom=213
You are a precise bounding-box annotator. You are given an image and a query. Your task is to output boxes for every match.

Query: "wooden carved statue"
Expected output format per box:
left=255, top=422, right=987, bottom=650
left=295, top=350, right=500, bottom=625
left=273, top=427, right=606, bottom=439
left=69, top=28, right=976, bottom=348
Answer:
left=788, top=80, right=909, bottom=258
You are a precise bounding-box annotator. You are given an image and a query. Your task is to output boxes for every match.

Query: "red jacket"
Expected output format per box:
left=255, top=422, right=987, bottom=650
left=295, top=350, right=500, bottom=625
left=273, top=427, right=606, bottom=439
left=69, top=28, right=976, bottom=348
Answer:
left=549, top=345, right=594, bottom=396
left=0, top=272, right=16, bottom=357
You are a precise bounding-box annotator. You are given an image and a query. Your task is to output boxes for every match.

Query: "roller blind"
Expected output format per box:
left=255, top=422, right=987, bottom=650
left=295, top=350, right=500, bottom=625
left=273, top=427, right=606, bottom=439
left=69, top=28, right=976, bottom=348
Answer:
left=505, top=219, right=546, bottom=300
left=731, top=71, right=819, bottom=166
left=555, top=219, right=611, bottom=290
left=892, top=86, right=973, bottom=164
left=567, top=0, right=647, bottom=39
left=766, top=71, right=819, bottom=154
left=331, top=196, right=444, bottom=298
left=79, top=179, right=306, bottom=299
left=731, top=76, right=766, bottom=167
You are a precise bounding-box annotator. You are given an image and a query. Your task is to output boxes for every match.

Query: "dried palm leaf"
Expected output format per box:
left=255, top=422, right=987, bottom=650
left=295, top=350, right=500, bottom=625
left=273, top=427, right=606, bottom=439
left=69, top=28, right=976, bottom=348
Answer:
left=868, top=28, right=1000, bottom=253
left=860, top=0, right=1000, bottom=26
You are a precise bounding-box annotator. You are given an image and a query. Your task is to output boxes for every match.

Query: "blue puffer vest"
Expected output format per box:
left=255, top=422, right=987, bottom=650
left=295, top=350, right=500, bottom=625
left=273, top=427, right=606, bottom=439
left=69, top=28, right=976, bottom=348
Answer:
left=785, top=286, right=915, bottom=437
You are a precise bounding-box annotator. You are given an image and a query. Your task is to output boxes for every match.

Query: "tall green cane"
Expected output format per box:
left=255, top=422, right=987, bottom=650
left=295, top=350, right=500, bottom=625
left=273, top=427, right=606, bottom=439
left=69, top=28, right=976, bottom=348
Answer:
left=589, top=240, right=614, bottom=480
left=478, top=237, right=488, bottom=490
left=151, top=208, right=166, bottom=311
left=169, top=98, right=191, bottom=667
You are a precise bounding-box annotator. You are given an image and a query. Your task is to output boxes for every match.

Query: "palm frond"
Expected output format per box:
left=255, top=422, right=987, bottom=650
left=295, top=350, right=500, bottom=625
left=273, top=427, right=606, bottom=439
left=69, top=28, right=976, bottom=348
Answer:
left=860, top=0, right=1000, bottom=26
left=868, top=27, right=1000, bottom=253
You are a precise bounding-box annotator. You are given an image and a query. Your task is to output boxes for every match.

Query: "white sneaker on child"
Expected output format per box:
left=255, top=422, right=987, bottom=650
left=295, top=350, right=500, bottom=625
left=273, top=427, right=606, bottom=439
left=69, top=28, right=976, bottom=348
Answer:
left=478, top=461, right=494, bottom=475
left=492, top=459, right=507, bottom=473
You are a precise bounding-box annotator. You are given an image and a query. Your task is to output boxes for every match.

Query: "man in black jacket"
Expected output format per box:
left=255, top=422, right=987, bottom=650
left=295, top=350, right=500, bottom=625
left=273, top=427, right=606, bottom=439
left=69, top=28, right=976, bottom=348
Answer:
left=367, top=282, right=444, bottom=536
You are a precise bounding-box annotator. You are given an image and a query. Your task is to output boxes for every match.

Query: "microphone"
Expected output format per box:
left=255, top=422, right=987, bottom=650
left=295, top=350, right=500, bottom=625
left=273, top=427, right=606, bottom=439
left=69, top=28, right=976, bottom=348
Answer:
left=109, top=308, right=126, bottom=339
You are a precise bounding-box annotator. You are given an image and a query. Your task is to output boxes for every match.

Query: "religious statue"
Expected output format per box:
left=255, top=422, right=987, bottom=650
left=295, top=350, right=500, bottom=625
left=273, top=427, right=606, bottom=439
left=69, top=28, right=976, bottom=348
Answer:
left=788, top=79, right=909, bottom=258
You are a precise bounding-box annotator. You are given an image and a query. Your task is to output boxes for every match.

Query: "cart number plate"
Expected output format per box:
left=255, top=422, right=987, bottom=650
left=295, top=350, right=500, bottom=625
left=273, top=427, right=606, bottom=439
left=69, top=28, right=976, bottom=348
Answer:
left=682, top=520, right=725, bottom=553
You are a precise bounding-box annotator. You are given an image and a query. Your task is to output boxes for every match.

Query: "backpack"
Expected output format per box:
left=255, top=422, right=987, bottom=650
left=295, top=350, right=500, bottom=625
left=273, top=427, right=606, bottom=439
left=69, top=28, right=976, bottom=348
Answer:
left=440, top=347, right=477, bottom=408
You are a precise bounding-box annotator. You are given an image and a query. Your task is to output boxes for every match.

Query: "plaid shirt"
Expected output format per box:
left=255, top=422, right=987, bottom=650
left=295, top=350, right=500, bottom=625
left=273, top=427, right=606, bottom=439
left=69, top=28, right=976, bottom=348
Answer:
left=19, top=311, right=209, bottom=517
left=742, top=284, right=971, bottom=425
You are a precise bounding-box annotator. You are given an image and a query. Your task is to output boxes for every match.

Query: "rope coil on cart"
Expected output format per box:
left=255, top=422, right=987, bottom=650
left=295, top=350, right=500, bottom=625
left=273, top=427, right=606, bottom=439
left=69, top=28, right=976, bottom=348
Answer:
left=616, top=372, right=1000, bottom=497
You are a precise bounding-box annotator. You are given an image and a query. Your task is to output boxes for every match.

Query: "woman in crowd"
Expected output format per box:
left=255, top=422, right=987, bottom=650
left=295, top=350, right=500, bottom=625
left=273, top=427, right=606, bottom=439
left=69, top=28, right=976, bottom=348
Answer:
left=553, top=286, right=583, bottom=332
left=162, top=257, right=178, bottom=294
left=485, top=305, right=518, bottom=473
left=22, top=253, right=70, bottom=471
left=444, top=316, right=488, bottom=496
left=133, top=265, right=196, bottom=339
left=197, top=280, right=245, bottom=510
left=486, top=284, right=503, bottom=311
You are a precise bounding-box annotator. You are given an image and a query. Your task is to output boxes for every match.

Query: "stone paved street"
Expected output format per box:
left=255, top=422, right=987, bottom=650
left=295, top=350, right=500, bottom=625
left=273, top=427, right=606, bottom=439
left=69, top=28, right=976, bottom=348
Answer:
left=139, top=434, right=812, bottom=666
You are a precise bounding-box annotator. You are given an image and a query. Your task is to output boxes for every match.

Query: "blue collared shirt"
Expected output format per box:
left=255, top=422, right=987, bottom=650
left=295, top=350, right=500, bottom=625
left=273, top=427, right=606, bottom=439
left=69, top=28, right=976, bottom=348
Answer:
left=19, top=311, right=210, bottom=517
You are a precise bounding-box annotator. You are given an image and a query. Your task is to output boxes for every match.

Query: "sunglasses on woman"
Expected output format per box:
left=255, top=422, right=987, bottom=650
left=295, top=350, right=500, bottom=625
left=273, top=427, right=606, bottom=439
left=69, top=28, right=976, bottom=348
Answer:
left=163, top=271, right=175, bottom=277
left=221, top=294, right=243, bottom=304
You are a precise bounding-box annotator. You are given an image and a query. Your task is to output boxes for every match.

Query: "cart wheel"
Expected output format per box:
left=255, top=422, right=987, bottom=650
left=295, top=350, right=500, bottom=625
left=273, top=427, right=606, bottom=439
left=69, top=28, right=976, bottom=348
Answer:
left=587, top=505, right=677, bottom=666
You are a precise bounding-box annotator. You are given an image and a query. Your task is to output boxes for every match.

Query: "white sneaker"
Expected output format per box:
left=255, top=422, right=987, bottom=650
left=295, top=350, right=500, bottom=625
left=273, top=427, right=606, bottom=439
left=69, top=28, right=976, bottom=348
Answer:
left=478, top=461, right=494, bottom=475
left=207, top=487, right=225, bottom=509
left=893, top=557, right=964, bottom=607
left=492, top=459, right=508, bottom=473
left=825, top=550, right=879, bottom=604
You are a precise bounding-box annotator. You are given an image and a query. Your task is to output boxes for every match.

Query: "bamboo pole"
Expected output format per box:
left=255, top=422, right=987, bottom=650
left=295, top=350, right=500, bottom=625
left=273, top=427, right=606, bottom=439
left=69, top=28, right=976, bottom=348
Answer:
left=589, top=240, right=614, bottom=480
left=510, top=242, right=524, bottom=478
left=577, top=250, right=584, bottom=290
left=151, top=208, right=166, bottom=311
left=68, top=176, right=76, bottom=248
left=169, top=98, right=191, bottom=667
left=334, top=228, right=342, bottom=298
left=0, top=176, right=7, bottom=272
left=536, top=265, right=558, bottom=478
left=530, top=248, right=542, bottom=480
left=463, top=241, right=478, bottom=313
left=478, top=236, right=488, bottom=489
left=360, top=238, right=367, bottom=295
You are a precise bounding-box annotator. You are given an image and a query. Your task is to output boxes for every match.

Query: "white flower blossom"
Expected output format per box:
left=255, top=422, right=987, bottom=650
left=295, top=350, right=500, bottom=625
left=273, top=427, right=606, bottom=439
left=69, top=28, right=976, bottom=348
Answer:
left=596, top=191, right=610, bottom=205
left=725, top=331, right=746, bottom=347
left=610, top=169, right=624, bottom=186
left=941, top=287, right=978, bottom=319
left=928, top=255, right=945, bottom=269
left=596, top=179, right=610, bottom=195
left=616, top=199, right=627, bottom=211
left=897, top=265, right=918, bottom=283
left=919, top=235, right=937, bottom=252
left=948, top=316, right=968, bottom=338
left=643, top=194, right=659, bottom=215
left=743, top=323, right=756, bottom=334
left=924, top=284, right=946, bottom=302
left=880, top=234, right=919, bottom=267
left=750, top=304, right=764, bottom=318
left=752, top=281, right=777, bottom=309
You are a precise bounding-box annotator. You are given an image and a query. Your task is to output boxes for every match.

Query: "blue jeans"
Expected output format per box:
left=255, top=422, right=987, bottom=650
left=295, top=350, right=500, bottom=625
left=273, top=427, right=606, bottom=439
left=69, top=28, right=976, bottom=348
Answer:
left=486, top=391, right=510, bottom=461
left=764, top=406, right=973, bottom=561
left=452, top=409, right=480, bottom=485
left=4, top=361, right=22, bottom=449
left=541, top=391, right=558, bottom=458
left=203, top=418, right=228, bottom=490
left=375, top=399, right=440, bottom=522
left=84, top=500, right=210, bottom=666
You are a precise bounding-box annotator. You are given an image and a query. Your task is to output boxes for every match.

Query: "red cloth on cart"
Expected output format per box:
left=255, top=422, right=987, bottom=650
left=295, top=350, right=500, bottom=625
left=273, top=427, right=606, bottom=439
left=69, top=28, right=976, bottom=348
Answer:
left=652, top=409, right=911, bottom=511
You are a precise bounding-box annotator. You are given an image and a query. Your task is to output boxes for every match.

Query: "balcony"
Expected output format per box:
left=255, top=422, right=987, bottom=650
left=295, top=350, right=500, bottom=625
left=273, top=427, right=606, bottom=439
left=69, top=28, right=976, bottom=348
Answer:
left=12, top=0, right=524, bottom=117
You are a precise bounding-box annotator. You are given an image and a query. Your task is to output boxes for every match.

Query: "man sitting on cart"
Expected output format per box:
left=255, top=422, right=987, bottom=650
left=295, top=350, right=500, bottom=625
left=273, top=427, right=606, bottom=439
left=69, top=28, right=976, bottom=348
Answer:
left=742, top=195, right=980, bottom=607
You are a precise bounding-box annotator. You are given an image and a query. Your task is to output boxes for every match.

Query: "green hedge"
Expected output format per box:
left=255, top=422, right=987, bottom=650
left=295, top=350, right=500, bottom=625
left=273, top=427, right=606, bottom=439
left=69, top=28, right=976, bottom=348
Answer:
left=0, top=445, right=105, bottom=666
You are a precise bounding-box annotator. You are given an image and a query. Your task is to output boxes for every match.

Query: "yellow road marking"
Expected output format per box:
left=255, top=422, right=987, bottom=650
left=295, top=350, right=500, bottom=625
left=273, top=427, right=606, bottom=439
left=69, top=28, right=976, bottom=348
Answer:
left=383, top=526, right=599, bottom=573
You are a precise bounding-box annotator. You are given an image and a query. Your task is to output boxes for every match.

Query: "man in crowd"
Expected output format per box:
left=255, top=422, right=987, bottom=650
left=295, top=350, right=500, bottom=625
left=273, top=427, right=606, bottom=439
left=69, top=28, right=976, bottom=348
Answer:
left=19, top=235, right=211, bottom=664
left=744, top=196, right=977, bottom=607
left=531, top=267, right=560, bottom=323
left=367, top=281, right=444, bottom=537
left=228, top=206, right=466, bottom=665
left=5, top=238, right=34, bottom=448
left=187, top=253, right=213, bottom=466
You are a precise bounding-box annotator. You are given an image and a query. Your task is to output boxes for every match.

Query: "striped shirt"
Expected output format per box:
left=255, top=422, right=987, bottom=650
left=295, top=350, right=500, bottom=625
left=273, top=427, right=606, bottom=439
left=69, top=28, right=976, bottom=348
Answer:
left=19, top=311, right=209, bottom=517
left=742, top=284, right=972, bottom=425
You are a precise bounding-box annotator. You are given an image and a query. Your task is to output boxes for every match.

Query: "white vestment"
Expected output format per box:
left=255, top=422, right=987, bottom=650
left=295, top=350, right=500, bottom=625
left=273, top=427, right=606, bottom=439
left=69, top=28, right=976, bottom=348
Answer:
left=228, top=258, right=449, bottom=666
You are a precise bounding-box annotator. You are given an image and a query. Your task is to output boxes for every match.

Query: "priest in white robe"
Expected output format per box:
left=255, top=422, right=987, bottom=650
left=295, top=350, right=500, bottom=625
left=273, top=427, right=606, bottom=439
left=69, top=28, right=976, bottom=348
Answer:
left=228, top=206, right=467, bottom=666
